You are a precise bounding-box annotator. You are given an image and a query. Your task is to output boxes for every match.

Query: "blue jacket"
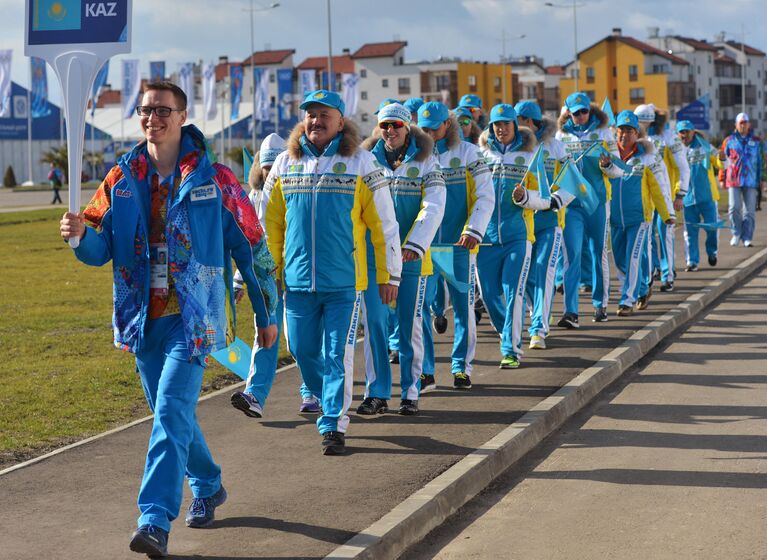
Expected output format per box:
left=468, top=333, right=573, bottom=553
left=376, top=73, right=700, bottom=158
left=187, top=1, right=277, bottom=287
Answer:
left=75, top=125, right=277, bottom=357
left=262, top=121, right=402, bottom=292
left=683, top=133, right=721, bottom=207
left=720, top=130, right=763, bottom=188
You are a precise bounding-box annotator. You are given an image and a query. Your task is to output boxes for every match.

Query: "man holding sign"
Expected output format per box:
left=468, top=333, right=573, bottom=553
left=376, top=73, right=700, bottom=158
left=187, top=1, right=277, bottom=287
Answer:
left=60, top=81, right=278, bottom=557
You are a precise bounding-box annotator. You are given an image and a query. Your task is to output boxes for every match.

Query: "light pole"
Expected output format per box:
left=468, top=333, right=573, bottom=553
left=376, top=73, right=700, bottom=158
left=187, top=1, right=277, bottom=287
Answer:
left=326, top=0, right=334, bottom=92
left=500, top=30, right=526, bottom=104
left=244, top=1, right=279, bottom=151
left=545, top=1, right=584, bottom=90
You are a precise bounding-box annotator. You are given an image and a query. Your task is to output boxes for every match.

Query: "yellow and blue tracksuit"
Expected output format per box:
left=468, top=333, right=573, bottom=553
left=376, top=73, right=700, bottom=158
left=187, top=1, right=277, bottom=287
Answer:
left=261, top=123, right=402, bottom=435
left=683, top=134, right=721, bottom=266
left=609, top=140, right=671, bottom=307
left=526, top=119, right=571, bottom=339
left=360, top=128, right=445, bottom=400
left=422, top=125, right=494, bottom=377
left=556, top=105, right=623, bottom=314
left=75, top=125, right=277, bottom=532
left=649, top=127, right=689, bottom=284
left=478, top=127, right=550, bottom=360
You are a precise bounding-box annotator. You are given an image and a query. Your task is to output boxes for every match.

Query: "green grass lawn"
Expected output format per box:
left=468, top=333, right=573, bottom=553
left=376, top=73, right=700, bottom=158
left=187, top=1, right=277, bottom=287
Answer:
left=0, top=209, right=287, bottom=467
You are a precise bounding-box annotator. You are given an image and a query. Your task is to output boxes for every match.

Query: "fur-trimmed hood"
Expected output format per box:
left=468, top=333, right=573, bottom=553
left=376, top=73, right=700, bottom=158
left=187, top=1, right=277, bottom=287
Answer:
left=479, top=125, right=537, bottom=153
left=558, top=103, right=610, bottom=131
left=286, top=119, right=362, bottom=160
left=442, top=116, right=462, bottom=150
left=465, top=121, right=482, bottom=145
left=361, top=125, right=434, bottom=163
left=248, top=150, right=265, bottom=191
left=649, top=110, right=668, bottom=134
left=536, top=115, right=558, bottom=143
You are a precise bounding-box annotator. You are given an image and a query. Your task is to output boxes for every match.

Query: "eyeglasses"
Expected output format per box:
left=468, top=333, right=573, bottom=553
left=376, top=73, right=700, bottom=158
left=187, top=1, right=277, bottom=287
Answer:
left=469, top=107, right=481, bottom=113
left=378, top=121, right=406, bottom=131
left=136, top=105, right=184, bottom=117
left=458, top=118, right=472, bottom=126
left=572, top=109, right=589, bottom=117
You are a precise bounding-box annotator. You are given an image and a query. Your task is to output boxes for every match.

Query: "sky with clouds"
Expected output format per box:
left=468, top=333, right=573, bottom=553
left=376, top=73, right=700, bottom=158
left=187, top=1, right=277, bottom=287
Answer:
left=3, top=0, right=765, bottom=104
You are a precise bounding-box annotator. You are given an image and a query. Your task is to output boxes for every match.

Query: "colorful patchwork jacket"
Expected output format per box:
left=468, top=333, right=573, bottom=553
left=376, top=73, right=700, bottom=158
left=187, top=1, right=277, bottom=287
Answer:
left=74, top=125, right=277, bottom=357
left=719, top=130, right=763, bottom=188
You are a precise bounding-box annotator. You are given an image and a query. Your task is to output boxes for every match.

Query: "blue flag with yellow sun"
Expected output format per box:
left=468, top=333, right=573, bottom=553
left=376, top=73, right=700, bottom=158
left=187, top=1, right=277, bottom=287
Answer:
left=552, top=160, right=598, bottom=215
left=242, top=147, right=254, bottom=184
left=211, top=337, right=252, bottom=380
left=527, top=144, right=550, bottom=199
left=430, top=245, right=470, bottom=293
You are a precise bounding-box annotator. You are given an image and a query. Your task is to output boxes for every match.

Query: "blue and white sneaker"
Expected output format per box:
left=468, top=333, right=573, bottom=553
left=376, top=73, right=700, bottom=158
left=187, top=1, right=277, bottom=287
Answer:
left=299, top=396, right=321, bottom=414
left=129, top=524, right=168, bottom=557
left=230, top=391, right=263, bottom=418
left=185, top=485, right=227, bottom=528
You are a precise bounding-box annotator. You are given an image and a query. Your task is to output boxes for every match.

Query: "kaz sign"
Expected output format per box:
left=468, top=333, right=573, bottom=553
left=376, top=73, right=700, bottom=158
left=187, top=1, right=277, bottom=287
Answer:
left=27, top=0, right=128, bottom=46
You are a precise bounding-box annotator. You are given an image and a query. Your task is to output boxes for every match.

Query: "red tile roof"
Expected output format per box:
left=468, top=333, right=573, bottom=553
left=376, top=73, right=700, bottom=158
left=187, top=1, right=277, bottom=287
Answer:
left=352, top=41, right=407, bottom=59
left=242, top=49, right=295, bottom=66
left=297, top=55, right=354, bottom=74
left=215, top=62, right=241, bottom=81
left=616, top=36, right=690, bottom=65
left=724, top=40, right=765, bottom=57
left=673, top=36, right=718, bottom=52
left=545, top=65, right=566, bottom=75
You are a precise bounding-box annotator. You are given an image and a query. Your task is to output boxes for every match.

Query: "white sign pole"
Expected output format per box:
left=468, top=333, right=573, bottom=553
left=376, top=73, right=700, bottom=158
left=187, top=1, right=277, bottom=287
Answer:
left=25, top=0, right=132, bottom=248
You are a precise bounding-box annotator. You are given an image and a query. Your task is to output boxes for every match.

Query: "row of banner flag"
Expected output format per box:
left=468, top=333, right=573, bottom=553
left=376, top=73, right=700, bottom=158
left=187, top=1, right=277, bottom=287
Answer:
left=0, top=50, right=363, bottom=126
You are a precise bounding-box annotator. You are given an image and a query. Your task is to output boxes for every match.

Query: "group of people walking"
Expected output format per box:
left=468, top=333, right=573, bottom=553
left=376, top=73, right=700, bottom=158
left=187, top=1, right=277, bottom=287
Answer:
left=59, top=80, right=763, bottom=558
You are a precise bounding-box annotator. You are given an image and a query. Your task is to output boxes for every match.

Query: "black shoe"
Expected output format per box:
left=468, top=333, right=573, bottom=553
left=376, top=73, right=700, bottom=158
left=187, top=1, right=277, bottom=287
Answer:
left=593, top=307, right=608, bottom=322
left=636, top=295, right=649, bottom=310
left=419, top=373, right=437, bottom=393
left=474, top=308, right=483, bottom=324
left=398, top=399, right=419, bottom=415
left=652, top=269, right=661, bottom=281
left=321, top=431, right=346, bottom=455
left=356, top=397, right=388, bottom=415
left=660, top=281, right=674, bottom=292
left=555, top=284, right=564, bottom=294
left=185, top=485, right=227, bottom=528
left=708, top=255, right=717, bottom=267
left=557, top=313, right=579, bottom=329
left=433, top=315, right=448, bottom=334
left=579, top=284, right=592, bottom=294
left=616, top=304, right=634, bottom=316
left=388, top=350, right=399, bottom=364
left=685, top=263, right=698, bottom=272
left=453, top=372, right=472, bottom=389
left=130, top=525, right=168, bottom=558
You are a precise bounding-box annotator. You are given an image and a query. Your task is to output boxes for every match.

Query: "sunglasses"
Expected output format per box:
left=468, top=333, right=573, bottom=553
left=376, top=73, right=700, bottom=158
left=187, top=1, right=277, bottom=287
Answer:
left=379, top=121, right=406, bottom=131
left=458, top=118, right=472, bottom=126
left=572, top=108, right=589, bottom=117
left=136, top=105, right=184, bottom=117
left=469, top=107, right=481, bottom=113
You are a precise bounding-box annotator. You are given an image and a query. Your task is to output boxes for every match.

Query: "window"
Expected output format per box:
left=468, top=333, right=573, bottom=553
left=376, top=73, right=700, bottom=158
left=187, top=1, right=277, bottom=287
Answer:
left=398, top=77, right=411, bottom=95
left=628, top=64, right=638, bottom=81
left=269, top=72, right=275, bottom=83
left=697, top=65, right=701, bottom=75
left=494, top=77, right=502, bottom=92
left=468, top=74, right=477, bottom=93
left=709, top=77, right=712, bottom=86
left=361, top=91, right=368, bottom=100
left=584, top=90, right=596, bottom=101
left=435, top=74, right=450, bottom=92
left=613, top=89, right=617, bottom=100
left=360, top=69, right=367, bottom=78
left=382, top=79, right=389, bottom=88
left=612, top=66, right=617, bottom=77
left=586, top=67, right=595, bottom=84
left=361, top=113, right=369, bottom=122
left=629, top=87, right=645, bottom=103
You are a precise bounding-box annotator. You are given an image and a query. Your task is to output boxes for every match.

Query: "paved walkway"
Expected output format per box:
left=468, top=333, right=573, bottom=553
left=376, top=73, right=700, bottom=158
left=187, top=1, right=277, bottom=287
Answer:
left=1, top=216, right=765, bottom=559
left=0, top=188, right=96, bottom=212
left=407, top=266, right=767, bottom=560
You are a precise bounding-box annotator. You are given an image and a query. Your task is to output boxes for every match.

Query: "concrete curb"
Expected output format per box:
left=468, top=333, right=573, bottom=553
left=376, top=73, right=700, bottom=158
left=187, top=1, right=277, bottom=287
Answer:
left=324, top=247, right=767, bottom=560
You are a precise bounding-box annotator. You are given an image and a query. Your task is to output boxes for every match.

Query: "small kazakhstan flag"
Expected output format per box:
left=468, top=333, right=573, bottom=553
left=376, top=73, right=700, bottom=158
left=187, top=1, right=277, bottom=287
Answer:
left=242, top=147, right=254, bottom=184
left=431, top=245, right=470, bottom=294
left=33, top=0, right=81, bottom=31
left=211, top=337, right=253, bottom=380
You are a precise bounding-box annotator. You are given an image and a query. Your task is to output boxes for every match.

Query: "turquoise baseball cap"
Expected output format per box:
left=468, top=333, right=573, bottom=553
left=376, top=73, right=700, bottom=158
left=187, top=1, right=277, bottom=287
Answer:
left=676, top=120, right=695, bottom=132
left=514, top=100, right=542, bottom=121
left=453, top=106, right=473, bottom=119
left=459, top=94, right=482, bottom=109
left=403, top=97, right=424, bottom=113
left=374, top=98, right=400, bottom=114
left=300, top=89, right=345, bottom=115
left=489, top=103, right=517, bottom=125
left=565, top=91, right=591, bottom=113
left=615, top=110, right=639, bottom=130
left=417, top=101, right=450, bottom=129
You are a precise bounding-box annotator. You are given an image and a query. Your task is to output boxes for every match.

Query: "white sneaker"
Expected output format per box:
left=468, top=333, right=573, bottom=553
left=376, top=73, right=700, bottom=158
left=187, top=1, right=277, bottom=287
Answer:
left=744, top=240, right=753, bottom=247
left=230, top=391, right=263, bottom=418
left=731, top=236, right=740, bottom=246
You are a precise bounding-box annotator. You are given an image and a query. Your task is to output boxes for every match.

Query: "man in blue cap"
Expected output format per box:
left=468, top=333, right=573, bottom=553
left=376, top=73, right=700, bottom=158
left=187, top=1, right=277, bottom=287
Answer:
left=516, top=100, right=572, bottom=347
left=417, top=100, right=494, bottom=390
left=556, top=92, right=623, bottom=327
left=609, top=110, right=672, bottom=316
left=403, top=97, right=424, bottom=122
left=676, top=120, right=722, bottom=271
left=459, top=94, right=485, bottom=129
left=260, top=89, right=402, bottom=455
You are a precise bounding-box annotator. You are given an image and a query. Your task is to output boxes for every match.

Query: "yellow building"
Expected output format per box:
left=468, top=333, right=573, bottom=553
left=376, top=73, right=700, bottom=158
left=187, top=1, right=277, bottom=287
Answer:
left=559, top=30, right=692, bottom=114
left=456, top=62, right=516, bottom=109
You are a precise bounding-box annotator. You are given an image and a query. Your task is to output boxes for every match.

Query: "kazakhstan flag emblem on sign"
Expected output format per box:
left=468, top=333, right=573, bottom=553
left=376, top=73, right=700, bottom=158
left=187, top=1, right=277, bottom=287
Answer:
left=33, top=0, right=82, bottom=31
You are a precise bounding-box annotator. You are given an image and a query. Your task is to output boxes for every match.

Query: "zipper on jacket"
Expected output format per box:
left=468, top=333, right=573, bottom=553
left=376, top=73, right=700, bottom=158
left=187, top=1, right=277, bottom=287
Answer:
left=311, top=159, right=318, bottom=292
left=619, top=175, right=625, bottom=229
left=497, top=161, right=504, bottom=244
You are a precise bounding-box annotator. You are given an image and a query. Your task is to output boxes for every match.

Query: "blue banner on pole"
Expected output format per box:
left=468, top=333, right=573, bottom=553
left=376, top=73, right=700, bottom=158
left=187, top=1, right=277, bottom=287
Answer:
left=230, top=65, right=243, bottom=120
left=90, top=59, right=108, bottom=116
left=27, top=0, right=128, bottom=45
left=30, top=56, right=51, bottom=118
left=676, top=95, right=710, bottom=131
left=277, top=68, right=293, bottom=134
left=149, top=61, right=165, bottom=82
